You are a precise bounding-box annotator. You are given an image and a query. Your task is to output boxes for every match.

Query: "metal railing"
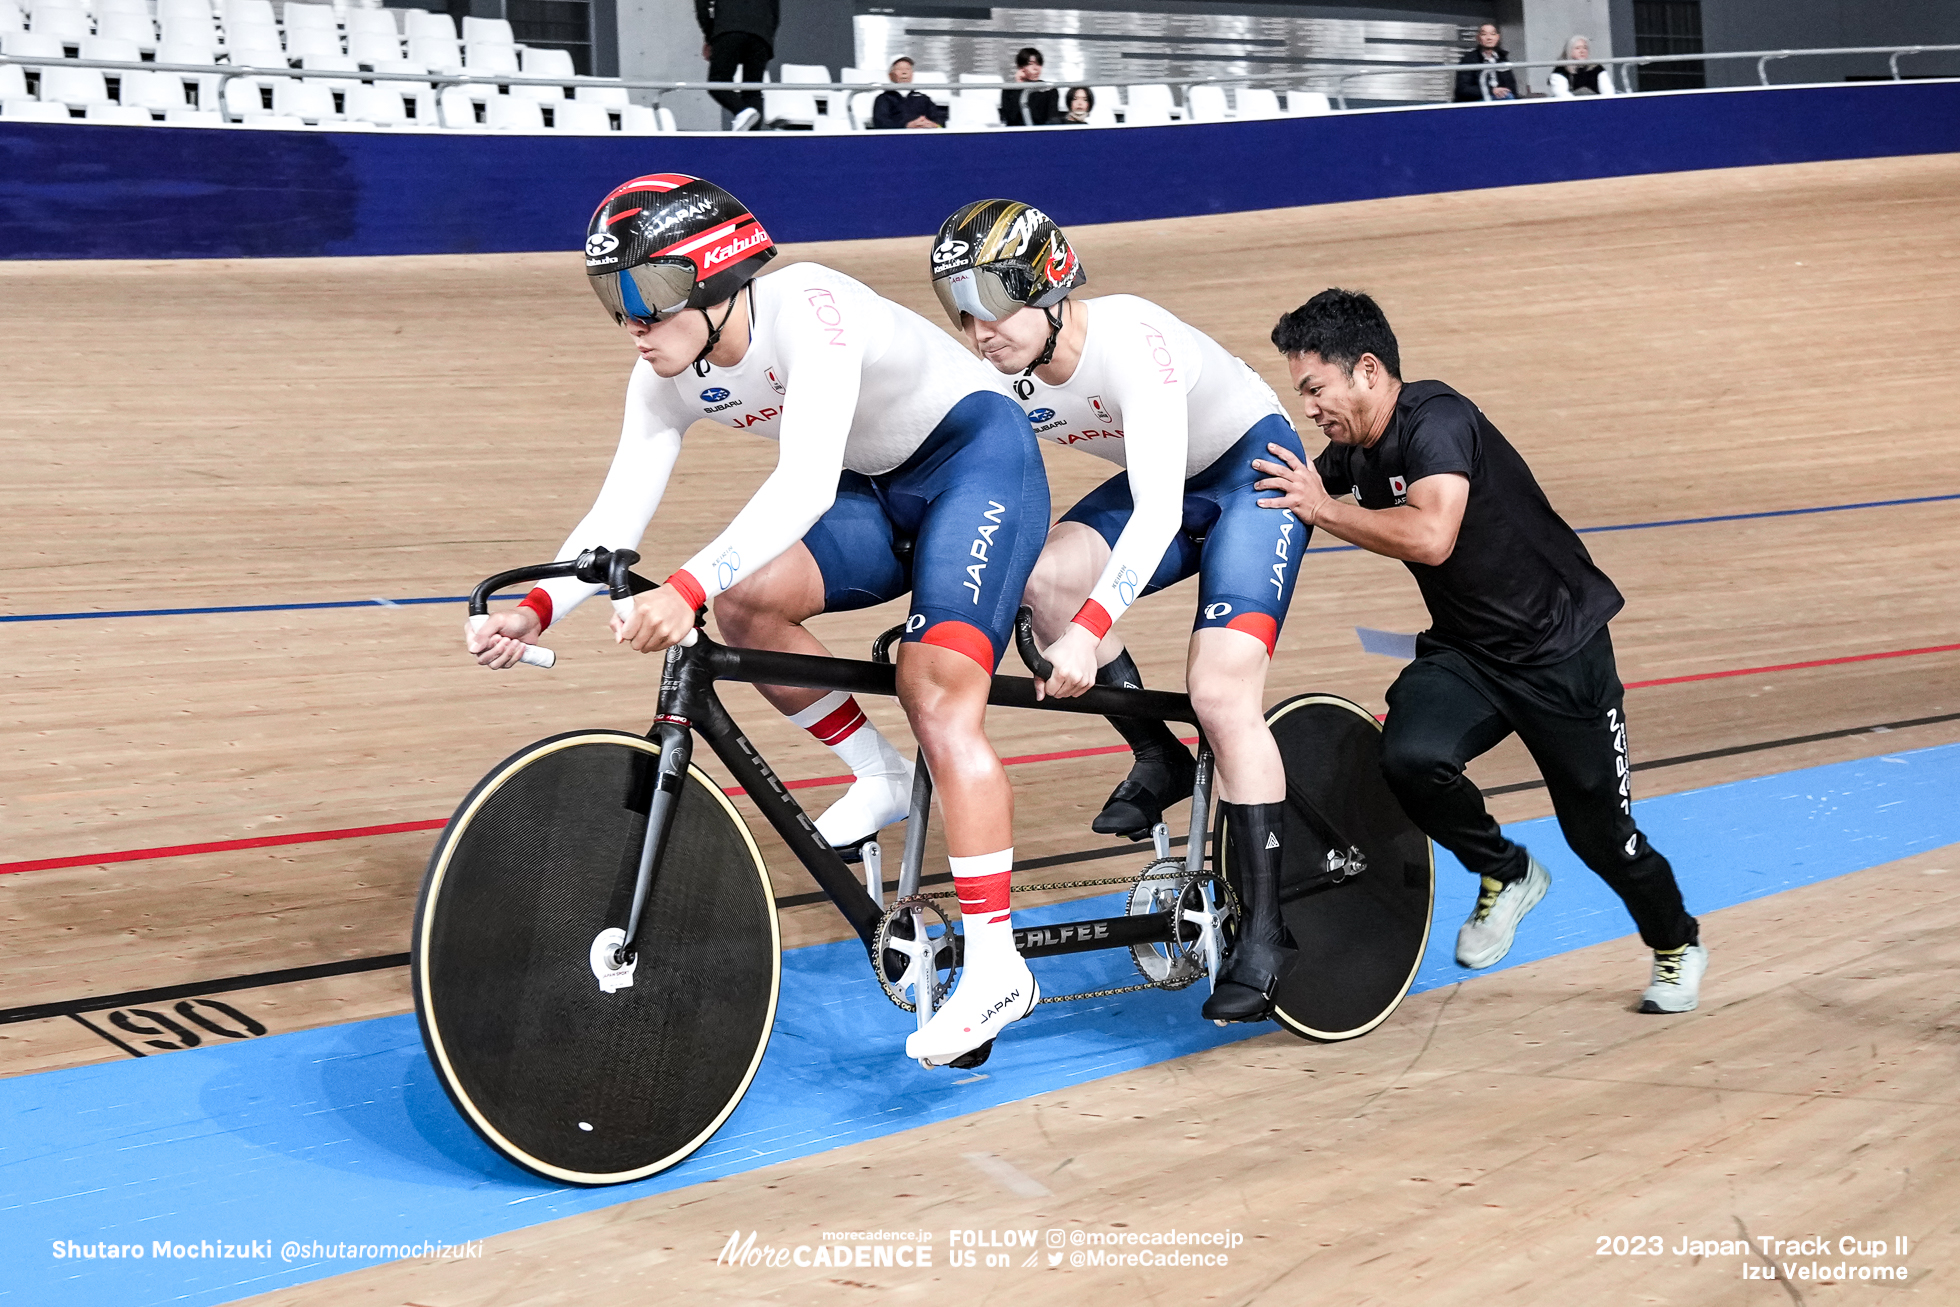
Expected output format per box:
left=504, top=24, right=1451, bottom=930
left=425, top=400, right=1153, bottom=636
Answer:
left=2, top=40, right=1954, bottom=128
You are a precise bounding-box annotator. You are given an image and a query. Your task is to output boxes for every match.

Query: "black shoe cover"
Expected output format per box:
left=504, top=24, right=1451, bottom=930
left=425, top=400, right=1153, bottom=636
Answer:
left=1089, top=650, right=1197, bottom=839
left=1202, top=800, right=1297, bottom=1022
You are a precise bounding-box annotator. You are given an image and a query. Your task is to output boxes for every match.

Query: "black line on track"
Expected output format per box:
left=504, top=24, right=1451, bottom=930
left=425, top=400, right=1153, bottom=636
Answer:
left=6, top=709, right=1955, bottom=1030
left=68, top=1012, right=147, bottom=1058
left=0, top=953, right=410, bottom=1026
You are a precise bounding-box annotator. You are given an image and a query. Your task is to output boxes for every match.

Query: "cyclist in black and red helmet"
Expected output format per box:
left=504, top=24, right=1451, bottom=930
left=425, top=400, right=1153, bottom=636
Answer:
left=465, top=174, right=1051, bottom=1068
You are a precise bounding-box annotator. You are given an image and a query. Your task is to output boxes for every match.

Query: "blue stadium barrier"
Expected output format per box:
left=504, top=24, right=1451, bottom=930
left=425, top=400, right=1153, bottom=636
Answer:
left=1, top=80, right=1956, bottom=260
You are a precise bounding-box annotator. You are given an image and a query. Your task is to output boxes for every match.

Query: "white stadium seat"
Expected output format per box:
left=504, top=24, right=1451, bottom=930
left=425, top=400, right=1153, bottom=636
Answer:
left=87, top=101, right=156, bottom=122
left=226, top=41, right=287, bottom=69
left=1124, top=82, right=1175, bottom=124
left=39, top=63, right=110, bottom=107
left=222, top=0, right=273, bottom=29
left=459, top=15, right=510, bottom=45
left=298, top=51, right=357, bottom=89
left=949, top=72, right=998, bottom=129
left=343, top=7, right=398, bottom=39
left=519, top=46, right=572, bottom=78
left=511, top=79, right=564, bottom=102
left=282, top=2, right=337, bottom=32
left=406, top=34, right=459, bottom=74
left=764, top=61, right=826, bottom=128
left=1285, top=89, right=1332, bottom=115
left=222, top=72, right=280, bottom=113
left=272, top=76, right=336, bottom=122
left=0, top=62, right=25, bottom=97
left=160, top=16, right=217, bottom=49
left=153, top=38, right=216, bottom=64
left=156, top=0, right=211, bottom=20
left=343, top=81, right=405, bottom=125
left=121, top=67, right=189, bottom=110
left=574, top=81, right=625, bottom=106
left=485, top=93, right=540, bottom=130
left=911, top=67, right=948, bottom=104
left=0, top=1, right=21, bottom=29
left=285, top=27, right=343, bottom=60
left=1236, top=87, right=1281, bottom=119
left=1185, top=84, right=1229, bottom=121
left=550, top=98, right=609, bottom=132
left=403, top=9, right=453, bottom=40
left=79, top=35, right=141, bottom=62
left=238, top=112, right=303, bottom=126
left=4, top=96, right=72, bottom=118
left=95, top=13, right=156, bottom=46
left=618, top=101, right=658, bottom=134
left=656, top=104, right=676, bottom=131
left=346, top=31, right=400, bottom=64
left=98, top=0, right=152, bottom=14
left=224, top=18, right=280, bottom=50
left=162, top=105, right=223, bottom=123
left=1, top=28, right=65, bottom=55
left=30, top=6, right=87, bottom=41
left=464, top=41, right=515, bottom=76
left=436, top=82, right=484, bottom=127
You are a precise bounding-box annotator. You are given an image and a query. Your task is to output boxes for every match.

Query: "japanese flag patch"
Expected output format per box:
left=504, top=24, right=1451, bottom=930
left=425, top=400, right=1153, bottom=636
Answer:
left=1389, top=475, right=1407, bottom=496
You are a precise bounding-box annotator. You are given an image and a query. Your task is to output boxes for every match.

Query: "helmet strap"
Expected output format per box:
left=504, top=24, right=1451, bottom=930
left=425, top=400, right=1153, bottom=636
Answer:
left=691, top=289, right=747, bottom=377
left=1024, top=302, right=1066, bottom=377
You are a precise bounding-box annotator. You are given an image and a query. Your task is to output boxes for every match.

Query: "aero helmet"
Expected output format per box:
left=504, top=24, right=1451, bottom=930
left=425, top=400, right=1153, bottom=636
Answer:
left=584, top=173, right=777, bottom=327
left=929, top=199, right=1085, bottom=329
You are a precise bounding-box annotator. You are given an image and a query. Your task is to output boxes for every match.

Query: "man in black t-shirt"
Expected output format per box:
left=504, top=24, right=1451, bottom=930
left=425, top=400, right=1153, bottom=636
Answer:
left=1251, top=289, right=1705, bottom=1012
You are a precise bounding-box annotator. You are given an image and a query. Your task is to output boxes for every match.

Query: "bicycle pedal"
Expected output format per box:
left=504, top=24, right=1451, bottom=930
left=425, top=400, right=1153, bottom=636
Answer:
left=947, top=1039, right=994, bottom=1071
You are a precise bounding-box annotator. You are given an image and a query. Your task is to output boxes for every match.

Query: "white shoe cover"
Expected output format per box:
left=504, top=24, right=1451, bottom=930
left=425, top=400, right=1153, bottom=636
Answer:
left=905, top=955, right=1037, bottom=1065
left=814, top=759, right=914, bottom=849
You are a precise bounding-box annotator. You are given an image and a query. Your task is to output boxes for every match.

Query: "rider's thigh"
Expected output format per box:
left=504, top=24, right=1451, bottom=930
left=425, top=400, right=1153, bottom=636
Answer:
left=1186, top=625, right=1275, bottom=728
left=714, top=541, right=829, bottom=637
left=1024, top=522, right=1111, bottom=636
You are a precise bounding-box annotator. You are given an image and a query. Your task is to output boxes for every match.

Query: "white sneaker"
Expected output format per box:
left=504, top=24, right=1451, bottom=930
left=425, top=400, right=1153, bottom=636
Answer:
left=813, top=757, right=914, bottom=849
left=905, top=955, right=1037, bottom=1066
left=730, top=106, right=761, bottom=131
left=1455, top=855, right=1550, bottom=969
left=1639, top=943, right=1707, bottom=1013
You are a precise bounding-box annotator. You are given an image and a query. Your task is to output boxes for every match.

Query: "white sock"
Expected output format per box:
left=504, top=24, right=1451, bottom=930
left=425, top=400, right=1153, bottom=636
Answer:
left=788, top=691, right=906, bottom=778
left=950, top=849, right=1019, bottom=976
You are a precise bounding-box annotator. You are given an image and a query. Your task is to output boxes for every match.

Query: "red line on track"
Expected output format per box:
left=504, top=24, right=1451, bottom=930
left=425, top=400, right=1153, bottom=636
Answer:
left=1623, top=641, right=1960, bottom=689
left=8, top=641, right=1957, bottom=879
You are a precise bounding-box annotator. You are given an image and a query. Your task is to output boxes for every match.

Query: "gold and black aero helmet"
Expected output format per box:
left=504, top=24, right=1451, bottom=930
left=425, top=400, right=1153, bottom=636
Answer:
left=585, top=173, right=777, bottom=326
left=929, top=199, right=1085, bottom=329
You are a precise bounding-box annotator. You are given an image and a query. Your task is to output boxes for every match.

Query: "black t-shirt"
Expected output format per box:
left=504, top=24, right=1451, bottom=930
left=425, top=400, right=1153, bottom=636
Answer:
left=1313, top=379, right=1623, bottom=666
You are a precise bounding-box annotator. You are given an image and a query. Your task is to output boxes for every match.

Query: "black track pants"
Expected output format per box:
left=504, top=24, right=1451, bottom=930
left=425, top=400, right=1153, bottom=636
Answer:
left=1378, top=626, right=1698, bottom=951
left=707, top=33, right=769, bottom=117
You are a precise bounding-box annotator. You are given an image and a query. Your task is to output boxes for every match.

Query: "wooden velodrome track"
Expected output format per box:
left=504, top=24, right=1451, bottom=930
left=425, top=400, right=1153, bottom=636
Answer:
left=4, top=152, right=1958, bottom=1304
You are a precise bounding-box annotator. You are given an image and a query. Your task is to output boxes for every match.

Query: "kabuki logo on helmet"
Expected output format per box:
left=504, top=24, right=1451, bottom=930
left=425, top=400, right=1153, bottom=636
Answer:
left=584, top=174, right=778, bottom=329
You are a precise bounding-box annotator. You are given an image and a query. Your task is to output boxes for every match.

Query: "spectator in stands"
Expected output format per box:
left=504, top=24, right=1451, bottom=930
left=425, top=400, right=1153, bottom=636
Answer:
left=1000, top=46, right=1058, bottom=126
left=871, top=56, right=948, bottom=129
left=1549, top=35, right=1615, bottom=96
left=1058, top=86, right=1094, bottom=124
left=1453, top=23, right=1519, bottom=102
left=696, top=0, right=778, bottom=131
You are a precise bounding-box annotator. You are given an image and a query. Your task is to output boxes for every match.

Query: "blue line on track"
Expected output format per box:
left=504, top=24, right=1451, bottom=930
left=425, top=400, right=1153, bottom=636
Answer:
left=5, top=493, right=1957, bottom=623
left=4, top=742, right=1959, bottom=1307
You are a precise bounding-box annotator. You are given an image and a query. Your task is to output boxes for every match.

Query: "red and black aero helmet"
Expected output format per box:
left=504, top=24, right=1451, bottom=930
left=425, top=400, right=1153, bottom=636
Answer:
left=585, top=174, right=777, bottom=325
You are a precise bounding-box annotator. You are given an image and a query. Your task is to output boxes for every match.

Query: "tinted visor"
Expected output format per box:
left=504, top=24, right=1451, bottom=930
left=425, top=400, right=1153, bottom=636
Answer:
left=933, top=261, right=1038, bottom=324
left=589, top=260, right=697, bottom=326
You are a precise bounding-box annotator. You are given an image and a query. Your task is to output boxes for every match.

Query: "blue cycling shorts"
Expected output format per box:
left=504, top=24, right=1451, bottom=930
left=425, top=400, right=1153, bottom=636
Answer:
left=1057, top=413, right=1309, bottom=655
left=802, top=391, right=1049, bottom=671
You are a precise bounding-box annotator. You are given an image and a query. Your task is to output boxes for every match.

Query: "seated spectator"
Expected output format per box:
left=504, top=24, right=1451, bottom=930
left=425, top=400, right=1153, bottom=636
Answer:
left=1058, top=85, right=1094, bottom=124
left=871, top=56, right=947, bottom=129
left=1453, top=23, right=1519, bottom=102
left=1000, top=46, right=1058, bottom=126
left=1548, top=35, right=1615, bottom=96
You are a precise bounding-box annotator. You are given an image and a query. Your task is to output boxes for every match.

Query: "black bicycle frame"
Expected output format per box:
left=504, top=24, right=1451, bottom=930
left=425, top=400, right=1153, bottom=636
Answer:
left=469, top=549, right=1208, bottom=961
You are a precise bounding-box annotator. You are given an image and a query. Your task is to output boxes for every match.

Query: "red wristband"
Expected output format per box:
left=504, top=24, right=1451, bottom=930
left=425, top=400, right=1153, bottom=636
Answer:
left=1071, top=599, right=1113, bottom=640
left=665, top=568, right=707, bottom=612
left=517, top=587, right=554, bottom=633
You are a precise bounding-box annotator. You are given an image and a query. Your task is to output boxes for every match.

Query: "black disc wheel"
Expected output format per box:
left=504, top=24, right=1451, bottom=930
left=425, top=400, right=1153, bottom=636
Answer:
left=413, top=729, right=779, bottom=1185
left=1216, top=694, right=1433, bottom=1042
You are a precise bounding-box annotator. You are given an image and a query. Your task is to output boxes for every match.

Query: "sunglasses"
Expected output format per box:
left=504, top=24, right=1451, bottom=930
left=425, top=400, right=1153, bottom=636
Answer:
left=590, top=262, right=697, bottom=327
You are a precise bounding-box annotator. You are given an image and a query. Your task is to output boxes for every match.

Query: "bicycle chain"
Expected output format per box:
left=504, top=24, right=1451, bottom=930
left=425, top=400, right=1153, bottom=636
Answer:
left=875, top=865, right=1238, bottom=1008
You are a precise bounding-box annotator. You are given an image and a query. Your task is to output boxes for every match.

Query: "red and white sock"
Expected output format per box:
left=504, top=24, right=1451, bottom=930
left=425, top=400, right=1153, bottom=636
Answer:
left=787, top=691, right=912, bottom=845
left=951, top=848, right=1017, bottom=971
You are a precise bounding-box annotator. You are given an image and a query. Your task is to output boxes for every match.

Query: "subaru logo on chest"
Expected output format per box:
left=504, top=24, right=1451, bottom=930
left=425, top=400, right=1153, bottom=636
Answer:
left=700, top=387, right=731, bottom=403
left=1028, top=408, right=1055, bottom=423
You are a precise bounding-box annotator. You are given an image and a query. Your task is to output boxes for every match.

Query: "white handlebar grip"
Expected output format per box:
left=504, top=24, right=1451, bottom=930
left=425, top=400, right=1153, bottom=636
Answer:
left=612, top=595, right=637, bottom=620
left=468, top=614, right=556, bottom=670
